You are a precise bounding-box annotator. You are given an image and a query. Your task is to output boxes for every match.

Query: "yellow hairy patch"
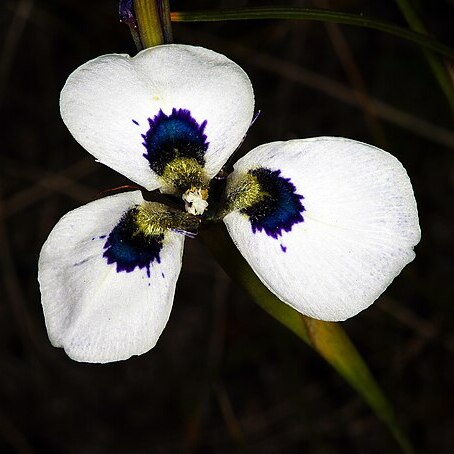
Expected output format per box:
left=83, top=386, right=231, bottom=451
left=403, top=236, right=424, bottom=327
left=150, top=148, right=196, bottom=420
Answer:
left=161, top=157, right=208, bottom=194
left=134, top=202, right=200, bottom=237
left=226, top=171, right=268, bottom=212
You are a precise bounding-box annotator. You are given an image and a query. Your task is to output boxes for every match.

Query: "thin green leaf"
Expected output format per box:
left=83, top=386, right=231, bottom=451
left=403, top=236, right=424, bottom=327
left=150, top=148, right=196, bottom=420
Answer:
left=303, top=317, right=413, bottom=454
left=171, top=7, right=454, bottom=61
left=395, top=0, right=454, bottom=114
left=200, top=223, right=413, bottom=454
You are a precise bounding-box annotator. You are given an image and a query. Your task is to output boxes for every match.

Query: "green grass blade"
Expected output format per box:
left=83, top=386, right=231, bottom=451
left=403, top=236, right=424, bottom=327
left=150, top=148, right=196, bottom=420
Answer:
left=200, top=223, right=414, bottom=453
left=171, top=7, right=454, bottom=61
left=303, top=317, right=413, bottom=454
left=395, top=0, right=454, bottom=114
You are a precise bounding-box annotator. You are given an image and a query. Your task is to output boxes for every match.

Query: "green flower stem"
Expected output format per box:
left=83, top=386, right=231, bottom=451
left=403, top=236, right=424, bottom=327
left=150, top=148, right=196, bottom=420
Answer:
left=170, top=7, right=454, bottom=61
left=134, top=0, right=173, bottom=48
left=158, top=0, right=173, bottom=44
left=395, top=0, right=454, bottom=115
left=200, top=223, right=414, bottom=454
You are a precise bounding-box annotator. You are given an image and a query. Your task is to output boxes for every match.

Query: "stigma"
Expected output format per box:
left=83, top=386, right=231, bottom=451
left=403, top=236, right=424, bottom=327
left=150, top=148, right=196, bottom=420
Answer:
left=182, top=187, right=209, bottom=215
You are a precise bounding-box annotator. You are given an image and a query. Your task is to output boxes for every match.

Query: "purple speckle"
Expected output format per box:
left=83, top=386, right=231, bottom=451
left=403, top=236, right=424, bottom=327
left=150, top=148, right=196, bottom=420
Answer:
left=92, top=235, right=107, bottom=241
left=161, top=272, right=165, bottom=278
left=280, top=244, right=287, bottom=253
left=74, top=258, right=89, bottom=267
left=132, top=119, right=139, bottom=126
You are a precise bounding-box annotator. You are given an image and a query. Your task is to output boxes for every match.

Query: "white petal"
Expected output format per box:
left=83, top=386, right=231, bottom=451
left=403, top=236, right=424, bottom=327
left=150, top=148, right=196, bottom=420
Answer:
left=60, top=45, right=254, bottom=190
left=224, top=137, right=420, bottom=321
left=38, top=191, right=185, bottom=363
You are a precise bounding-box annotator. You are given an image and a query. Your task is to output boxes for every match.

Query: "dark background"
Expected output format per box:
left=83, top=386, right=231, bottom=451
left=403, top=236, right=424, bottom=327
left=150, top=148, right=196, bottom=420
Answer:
left=1, top=0, right=453, bottom=452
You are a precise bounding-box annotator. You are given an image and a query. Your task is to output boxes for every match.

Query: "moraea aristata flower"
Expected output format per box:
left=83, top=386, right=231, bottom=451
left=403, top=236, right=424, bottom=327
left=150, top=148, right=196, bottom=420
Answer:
left=38, top=45, right=420, bottom=363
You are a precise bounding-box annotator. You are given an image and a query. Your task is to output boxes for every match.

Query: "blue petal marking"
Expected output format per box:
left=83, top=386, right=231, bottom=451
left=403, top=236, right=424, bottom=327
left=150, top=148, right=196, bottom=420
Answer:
left=142, top=108, right=209, bottom=175
left=243, top=168, right=305, bottom=239
left=103, top=208, right=162, bottom=278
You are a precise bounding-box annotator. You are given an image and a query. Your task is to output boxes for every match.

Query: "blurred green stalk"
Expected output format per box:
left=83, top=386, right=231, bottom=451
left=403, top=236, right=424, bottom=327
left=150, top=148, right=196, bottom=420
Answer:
left=395, top=0, right=454, bottom=115
left=136, top=0, right=172, bottom=47
left=121, top=0, right=173, bottom=49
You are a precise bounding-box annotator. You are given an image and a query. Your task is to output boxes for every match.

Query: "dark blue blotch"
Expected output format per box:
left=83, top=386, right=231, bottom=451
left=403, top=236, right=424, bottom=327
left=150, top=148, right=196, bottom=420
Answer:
left=132, top=119, right=139, bottom=126
left=280, top=244, right=287, bottom=253
left=141, top=108, right=208, bottom=175
left=103, top=209, right=162, bottom=278
left=243, top=168, right=305, bottom=239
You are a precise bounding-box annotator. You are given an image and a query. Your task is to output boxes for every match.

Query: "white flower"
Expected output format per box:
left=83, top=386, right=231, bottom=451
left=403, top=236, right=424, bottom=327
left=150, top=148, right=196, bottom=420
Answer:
left=38, top=45, right=420, bottom=363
